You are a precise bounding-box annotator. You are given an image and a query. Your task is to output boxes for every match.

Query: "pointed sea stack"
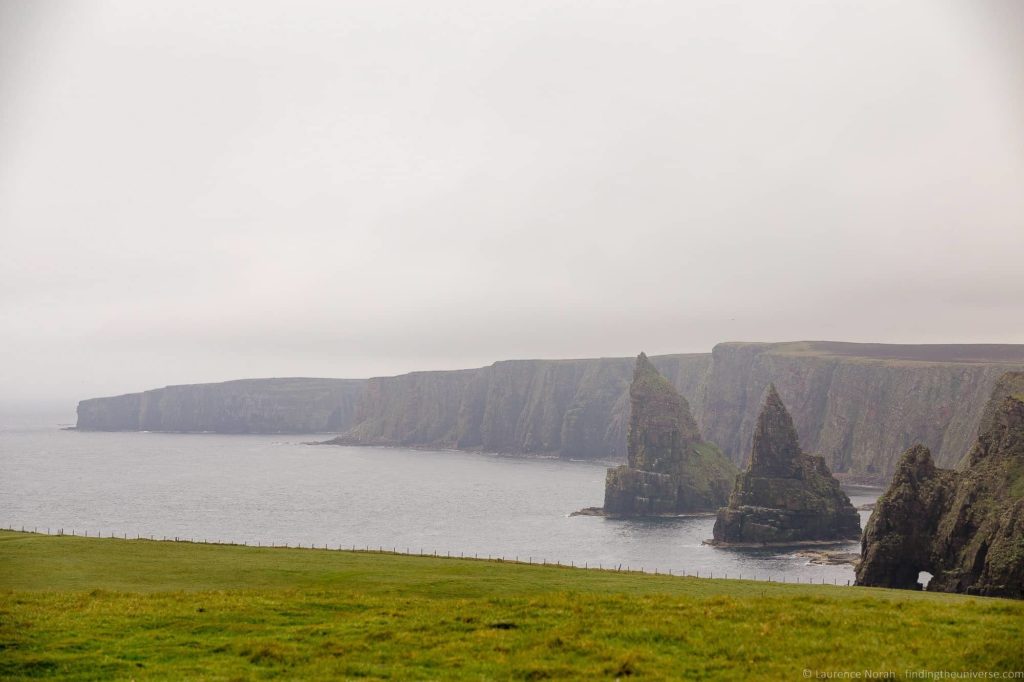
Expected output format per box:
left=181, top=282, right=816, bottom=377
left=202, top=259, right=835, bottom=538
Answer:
left=711, top=385, right=861, bottom=544
left=603, top=353, right=736, bottom=516
left=856, top=372, right=1024, bottom=598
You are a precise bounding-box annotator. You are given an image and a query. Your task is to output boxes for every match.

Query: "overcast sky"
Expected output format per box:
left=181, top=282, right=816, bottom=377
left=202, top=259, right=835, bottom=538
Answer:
left=1, top=0, right=1022, bottom=410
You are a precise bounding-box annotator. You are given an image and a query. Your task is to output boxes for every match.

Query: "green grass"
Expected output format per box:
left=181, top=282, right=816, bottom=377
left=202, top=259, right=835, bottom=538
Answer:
left=1, top=531, right=1022, bottom=680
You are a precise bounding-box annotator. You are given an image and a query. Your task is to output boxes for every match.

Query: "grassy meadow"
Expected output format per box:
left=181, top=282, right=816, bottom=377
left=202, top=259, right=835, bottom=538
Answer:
left=1, top=530, right=1022, bottom=680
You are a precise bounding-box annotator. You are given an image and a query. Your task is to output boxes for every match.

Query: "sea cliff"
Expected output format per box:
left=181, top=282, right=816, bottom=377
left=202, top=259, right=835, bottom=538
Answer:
left=76, top=378, right=365, bottom=433
left=77, top=342, right=1024, bottom=481
left=332, top=342, right=1024, bottom=481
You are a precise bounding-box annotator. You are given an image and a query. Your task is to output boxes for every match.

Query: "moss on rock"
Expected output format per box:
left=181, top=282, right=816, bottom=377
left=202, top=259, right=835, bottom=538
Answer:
left=857, top=372, right=1024, bottom=599
left=711, top=385, right=861, bottom=544
left=603, top=354, right=736, bottom=515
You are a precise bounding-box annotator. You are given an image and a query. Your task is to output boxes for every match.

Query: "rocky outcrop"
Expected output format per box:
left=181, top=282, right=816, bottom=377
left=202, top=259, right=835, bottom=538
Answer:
left=603, top=354, right=736, bottom=515
left=853, top=445, right=958, bottom=589
left=76, top=342, right=1024, bottom=480
left=711, top=385, right=861, bottom=544
left=76, top=378, right=365, bottom=433
left=856, top=373, right=1024, bottom=598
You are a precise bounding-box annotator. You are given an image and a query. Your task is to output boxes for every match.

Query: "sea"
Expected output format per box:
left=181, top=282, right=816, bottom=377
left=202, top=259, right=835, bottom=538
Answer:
left=0, top=417, right=879, bottom=585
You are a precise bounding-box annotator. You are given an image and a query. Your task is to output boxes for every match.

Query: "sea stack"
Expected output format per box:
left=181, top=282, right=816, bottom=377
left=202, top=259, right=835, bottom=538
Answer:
left=711, top=385, right=860, bottom=544
left=856, top=372, right=1024, bottom=598
left=602, top=353, right=736, bottom=516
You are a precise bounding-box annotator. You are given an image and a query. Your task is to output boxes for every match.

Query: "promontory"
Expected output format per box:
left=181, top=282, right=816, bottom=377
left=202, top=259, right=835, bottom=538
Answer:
left=856, top=371, right=1024, bottom=598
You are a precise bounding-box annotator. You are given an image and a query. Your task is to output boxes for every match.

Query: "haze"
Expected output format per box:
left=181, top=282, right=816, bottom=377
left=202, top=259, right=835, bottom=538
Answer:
left=1, top=0, right=1022, bottom=412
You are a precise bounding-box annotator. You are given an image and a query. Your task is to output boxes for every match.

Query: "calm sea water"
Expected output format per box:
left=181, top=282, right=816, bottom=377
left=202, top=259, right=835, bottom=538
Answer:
left=0, top=423, right=878, bottom=584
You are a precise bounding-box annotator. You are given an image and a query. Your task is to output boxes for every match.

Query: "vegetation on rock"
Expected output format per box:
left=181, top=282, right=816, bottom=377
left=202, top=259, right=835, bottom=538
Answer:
left=711, top=385, right=861, bottom=544
left=603, top=354, right=736, bottom=515
left=856, top=372, right=1024, bottom=598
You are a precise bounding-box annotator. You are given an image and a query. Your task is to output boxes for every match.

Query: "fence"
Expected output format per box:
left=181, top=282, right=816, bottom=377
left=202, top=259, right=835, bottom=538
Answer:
left=1, top=524, right=855, bottom=586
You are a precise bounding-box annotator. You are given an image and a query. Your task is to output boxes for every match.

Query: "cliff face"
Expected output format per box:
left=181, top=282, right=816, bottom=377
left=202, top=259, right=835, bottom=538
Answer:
left=603, top=354, right=736, bottom=515
left=711, top=385, right=861, bottom=544
left=856, top=373, right=1024, bottom=598
left=334, top=354, right=710, bottom=458
left=700, top=342, right=1024, bottom=480
left=337, top=342, right=1024, bottom=480
left=76, top=342, right=1024, bottom=481
left=76, top=378, right=366, bottom=433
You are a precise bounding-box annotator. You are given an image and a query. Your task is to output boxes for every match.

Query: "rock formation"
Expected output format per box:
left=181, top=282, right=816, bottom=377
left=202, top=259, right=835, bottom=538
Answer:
left=856, top=372, right=1024, bottom=598
left=602, top=354, right=736, bottom=515
left=76, top=378, right=365, bottom=433
left=711, top=385, right=861, bottom=544
left=76, top=342, right=1024, bottom=480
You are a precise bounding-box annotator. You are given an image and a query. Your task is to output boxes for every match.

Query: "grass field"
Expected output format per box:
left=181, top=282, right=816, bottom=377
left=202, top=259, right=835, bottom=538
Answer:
left=1, top=530, right=1022, bottom=680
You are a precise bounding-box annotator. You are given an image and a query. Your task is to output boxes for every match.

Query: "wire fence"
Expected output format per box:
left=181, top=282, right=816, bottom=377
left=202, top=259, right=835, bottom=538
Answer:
left=2, top=524, right=856, bottom=586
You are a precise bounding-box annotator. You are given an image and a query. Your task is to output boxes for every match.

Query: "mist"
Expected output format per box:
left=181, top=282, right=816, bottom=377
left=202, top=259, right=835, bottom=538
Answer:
left=2, top=0, right=1022, bottom=409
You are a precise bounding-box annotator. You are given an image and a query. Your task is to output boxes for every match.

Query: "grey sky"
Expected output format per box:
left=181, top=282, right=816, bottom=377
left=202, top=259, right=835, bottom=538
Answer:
left=1, top=0, right=1022, bottom=409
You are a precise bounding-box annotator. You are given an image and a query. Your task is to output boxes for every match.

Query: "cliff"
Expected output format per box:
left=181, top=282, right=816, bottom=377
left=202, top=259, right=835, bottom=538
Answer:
left=334, top=342, right=1024, bottom=481
left=856, top=373, right=1024, bottom=598
left=603, top=354, right=736, bottom=515
left=329, top=354, right=711, bottom=457
left=77, top=342, right=1024, bottom=481
left=76, top=378, right=366, bottom=433
left=699, top=342, right=1024, bottom=481
left=711, top=385, right=861, bottom=545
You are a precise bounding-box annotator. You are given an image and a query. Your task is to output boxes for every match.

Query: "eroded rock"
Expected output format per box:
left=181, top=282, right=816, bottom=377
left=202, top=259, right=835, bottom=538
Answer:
left=602, top=353, right=736, bottom=515
left=856, top=373, right=1024, bottom=598
left=710, top=385, right=861, bottom=544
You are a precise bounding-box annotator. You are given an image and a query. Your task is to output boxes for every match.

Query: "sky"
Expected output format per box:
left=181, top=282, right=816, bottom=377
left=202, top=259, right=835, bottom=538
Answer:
left=1, top=0, right=1023, bottom=410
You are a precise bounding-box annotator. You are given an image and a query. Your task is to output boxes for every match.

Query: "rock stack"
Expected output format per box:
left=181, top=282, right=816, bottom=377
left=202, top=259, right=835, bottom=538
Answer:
left=856, top=372, right=1024, bottom=598
left=711, top=385, right=861, bottom=544
left=603, top=353, right=736, bottom=516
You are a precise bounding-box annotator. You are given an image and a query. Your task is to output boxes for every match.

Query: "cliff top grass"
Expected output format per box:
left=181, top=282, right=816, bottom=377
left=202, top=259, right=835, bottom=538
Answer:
left=2, top=531, right=1023, bottom=680
left=724, top=341, right=1024, bottom=366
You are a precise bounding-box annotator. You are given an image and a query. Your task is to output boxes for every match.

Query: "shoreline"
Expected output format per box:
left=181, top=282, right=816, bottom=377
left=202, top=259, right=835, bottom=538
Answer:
left=703, top=536, right=862, bottom=549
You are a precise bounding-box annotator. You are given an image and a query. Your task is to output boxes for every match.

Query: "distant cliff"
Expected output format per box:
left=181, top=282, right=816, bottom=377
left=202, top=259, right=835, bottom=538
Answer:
left=701, top=342, right=1024, bottom=481
left=76, top=378, right=366, bottom=433
left=331, top=342, right=1024, bottom=482
left=77, top=342, right=1024, bottom=482
left=334, top=355, right=709, bottom=459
